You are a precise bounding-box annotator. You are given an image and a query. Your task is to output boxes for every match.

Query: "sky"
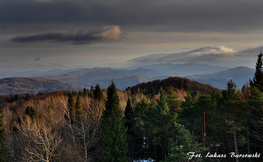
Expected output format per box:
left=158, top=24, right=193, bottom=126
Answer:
left=0, top=0, right=263, bottom=71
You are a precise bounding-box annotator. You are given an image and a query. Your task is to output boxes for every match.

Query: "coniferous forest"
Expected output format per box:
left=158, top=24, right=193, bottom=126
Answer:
left=0, top=54, right=262, bottom=162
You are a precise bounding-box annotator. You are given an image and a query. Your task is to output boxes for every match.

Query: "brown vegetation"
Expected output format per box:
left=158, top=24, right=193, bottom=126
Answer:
left=130, top=76, right=221, bottom=95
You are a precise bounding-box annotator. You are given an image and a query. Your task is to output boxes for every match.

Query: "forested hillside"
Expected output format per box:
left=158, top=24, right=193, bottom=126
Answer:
left=0, top=54, right=262, bottom=162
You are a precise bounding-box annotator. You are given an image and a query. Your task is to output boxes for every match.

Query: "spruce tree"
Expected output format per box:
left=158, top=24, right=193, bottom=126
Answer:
left=24, top=106, right=37, bottom=120
left=166, top=122, right=206, bottom=162
left=88, top=85, right=94, bottom=98
left=94, top=83, right=104, bottom=101
left=152, top=93, right=175, bottom=161
left=99, top=81, right=127, bottom=162
left=83, top=87, right=87, bottom=97
left=247, top=87, right=263, bottom=161
left=124, top=99, right=136, bottom=162
left=221, top=80, right=248, bottom=162
left=250, top=52, right=263, bottom=92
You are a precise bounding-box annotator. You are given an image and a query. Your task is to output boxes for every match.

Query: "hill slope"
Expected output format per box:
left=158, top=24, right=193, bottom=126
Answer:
left=0, top=77, right=84, bottom=95
left=187, top=66, right=255, bottom=89
left=44, top=67, right=160, bottom=88
left=130, top=76, right=220, bottom=94
left=129, top=62, right=228, bottom=76
left=0, top=68, right=83, bottom=79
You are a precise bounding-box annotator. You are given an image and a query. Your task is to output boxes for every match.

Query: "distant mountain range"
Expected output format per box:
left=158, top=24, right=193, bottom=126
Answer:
left=129, top=62, right=228, bottom=76
left=187, top=66, right=255, bottom=89
left=0, top=62, right=256, bottom=94
left=0, top=68, right=83, bottom=79
left=0, top=77, right=83, bottom=95
left=43, top=67, right=161, bottom=89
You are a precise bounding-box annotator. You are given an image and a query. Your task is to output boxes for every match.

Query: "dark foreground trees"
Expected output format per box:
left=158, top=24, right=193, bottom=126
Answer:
left=250, top=52, right=263, bottom=92
left=99, top=81, right=128, bottom=162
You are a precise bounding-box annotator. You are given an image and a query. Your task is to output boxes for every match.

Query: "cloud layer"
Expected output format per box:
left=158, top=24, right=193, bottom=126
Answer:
left=1, top=0, right=262, bottom=33
left=11, top=26, right=122, bottom=44
left=127, top=46, right=263, bottom=66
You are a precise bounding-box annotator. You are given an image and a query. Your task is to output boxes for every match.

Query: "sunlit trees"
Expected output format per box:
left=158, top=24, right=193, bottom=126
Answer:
left=0, top=109, right=8, bottom=162
left=13, top=116, right=62, bottom=162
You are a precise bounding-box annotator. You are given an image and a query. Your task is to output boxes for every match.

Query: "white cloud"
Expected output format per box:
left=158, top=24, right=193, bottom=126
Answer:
left=190, top=46, right=237, bottom=55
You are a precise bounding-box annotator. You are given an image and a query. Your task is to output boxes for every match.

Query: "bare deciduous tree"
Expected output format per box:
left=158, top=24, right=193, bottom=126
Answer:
left=14, top=116, right=62, bottom=162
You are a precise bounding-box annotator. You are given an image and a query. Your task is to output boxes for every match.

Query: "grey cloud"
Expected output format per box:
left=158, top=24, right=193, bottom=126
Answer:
left=11, top=26, right=122, bottom=44
left=35, top=56, right=41, bottom=61
left=127, top=46, right=262, bottom=65
left=235, top=46, right=263, bottom=57
left=1, top=0, right=262, bottom=33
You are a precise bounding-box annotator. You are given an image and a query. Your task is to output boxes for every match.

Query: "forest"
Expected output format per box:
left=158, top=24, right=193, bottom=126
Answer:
left=0, top=53, right=262, bottom=162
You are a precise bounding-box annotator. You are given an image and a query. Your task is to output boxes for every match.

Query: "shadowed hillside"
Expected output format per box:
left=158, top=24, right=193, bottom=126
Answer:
left=130, top=76, right=220, bottom=94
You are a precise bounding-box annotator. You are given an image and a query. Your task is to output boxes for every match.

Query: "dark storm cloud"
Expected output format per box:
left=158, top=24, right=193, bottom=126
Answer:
left=11, top=26, right=122, bottom=44
left=1, top=0, right=262, bottom=33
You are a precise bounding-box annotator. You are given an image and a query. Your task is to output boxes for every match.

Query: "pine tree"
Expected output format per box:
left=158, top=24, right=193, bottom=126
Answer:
left=24, top=106, right=37, bottom=120
left=88, top=85, right=94, bottom=98
left=166, top=122, right=206, bottom=162
left=132, top=98, right=150, bottom=159
left=99, top=81, right=127, bottom=162
left=167, top=86, right=181, bottom=114
left=94, top=83, right=104, bottom=101
left=250, top=52, right=263, bottom=92
left=152, top=93, right=175, bottom=161
left=124, top=99, right=136, bottom=162
left=83, top=87, right=87, bottom=97
left=247, top=87, right=263, bottom=161
left=221, top=80, right=248, bottom=162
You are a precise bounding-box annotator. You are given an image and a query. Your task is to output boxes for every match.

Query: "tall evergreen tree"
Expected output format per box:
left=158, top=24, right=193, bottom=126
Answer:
left=99, top=81, right=127, bottom=162
left=132, top=98, right=150, bottom=160
left=247, top=87, right=263, bottom=161
left=166, top=122, right=206, bottom=162
left=152, top=93, right=175, bottom=161
left=220, top=80, right=248, bottom=162
left=250, top=52, right=263, bottom=92
left=83, top=87, right=87, bottom=97
left=94, top=83, right=104, bottom=101
left=124, top=99, right=136, bottom=162
left=88, top=85, right=94, bottom=98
